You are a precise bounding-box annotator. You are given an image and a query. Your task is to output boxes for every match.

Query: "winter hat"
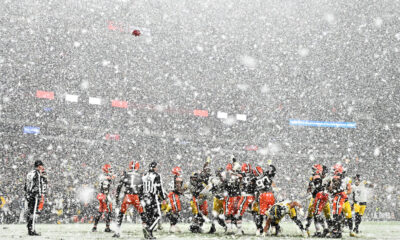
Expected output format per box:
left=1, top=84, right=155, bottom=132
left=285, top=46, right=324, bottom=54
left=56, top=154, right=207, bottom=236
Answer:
left=34, top=160, right=44, bottom=168
left=150, top=162, right=157, bottom=169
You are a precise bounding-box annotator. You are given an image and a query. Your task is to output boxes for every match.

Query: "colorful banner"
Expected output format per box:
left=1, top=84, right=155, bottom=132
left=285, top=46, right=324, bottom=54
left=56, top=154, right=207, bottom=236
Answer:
left=289, top=119, right=356, bottom=128
left=193, top=109, right=209, bottom=117
left=111, top=100, right=128, bottom=108
left=105, top=134, right=120, bottom=140
left=23, top=126, right=40, bottom=134
left=245, top=145, right=258, bottom=151
left=36, top=90, right=54, bottom=100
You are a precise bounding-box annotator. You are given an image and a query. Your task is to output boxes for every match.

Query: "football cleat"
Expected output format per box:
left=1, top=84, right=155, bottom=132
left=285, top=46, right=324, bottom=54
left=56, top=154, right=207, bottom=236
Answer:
left=350, top=232, right=358, bottom=237
left=112, top=233, right=120, bottom=238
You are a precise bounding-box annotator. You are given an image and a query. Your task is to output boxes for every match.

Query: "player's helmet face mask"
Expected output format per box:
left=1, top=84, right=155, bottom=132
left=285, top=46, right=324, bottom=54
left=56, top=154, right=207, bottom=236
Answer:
left=232, top=162, right=241, bottom=172
left=241, top=163, right=249, bottom=173
left=332, top=175, right=341, bottom=183
left=354, top=174, right=361, bottom=185
left=191, top=172, right=199, bottom=177
left=313, top=175, right=321, bottom=180
left=332, top=163, right=344, bottom=176
left=190, top=172, right=199, bottom=185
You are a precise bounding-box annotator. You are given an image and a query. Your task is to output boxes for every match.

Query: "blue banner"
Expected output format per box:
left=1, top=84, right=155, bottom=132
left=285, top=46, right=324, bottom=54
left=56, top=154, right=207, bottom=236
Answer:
left=289, top=119, right=356, bottom=128
left=23, top=126, right=40, bottom=134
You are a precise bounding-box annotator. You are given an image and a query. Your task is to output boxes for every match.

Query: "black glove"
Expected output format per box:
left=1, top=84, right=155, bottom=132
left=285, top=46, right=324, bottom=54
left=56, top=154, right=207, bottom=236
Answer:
left=269, top=165, right=277, bottom=178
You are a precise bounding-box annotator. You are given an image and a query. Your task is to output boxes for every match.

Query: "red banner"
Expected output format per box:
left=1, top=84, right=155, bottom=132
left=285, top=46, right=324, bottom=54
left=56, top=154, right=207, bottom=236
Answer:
left=36, top=90, right=54, bottom=100
left=193, top=109, right=209, bottom=117
left=111, top=100, right=128, bottom=108
left=105, top=134, right=120, bottom=141
left=245, top=145, right=258, bottom=151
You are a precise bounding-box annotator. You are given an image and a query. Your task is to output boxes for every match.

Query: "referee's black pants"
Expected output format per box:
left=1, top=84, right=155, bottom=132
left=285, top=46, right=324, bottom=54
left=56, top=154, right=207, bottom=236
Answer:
left=26, top=196, right=39, bottom=233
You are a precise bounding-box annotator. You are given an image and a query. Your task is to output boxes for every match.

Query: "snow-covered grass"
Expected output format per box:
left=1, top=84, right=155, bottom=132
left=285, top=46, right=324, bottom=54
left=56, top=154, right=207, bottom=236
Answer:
left=1, top=221, right=399, bottom=239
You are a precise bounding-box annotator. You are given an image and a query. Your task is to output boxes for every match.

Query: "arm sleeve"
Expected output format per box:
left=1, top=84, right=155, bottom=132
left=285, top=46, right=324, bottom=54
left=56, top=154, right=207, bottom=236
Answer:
left=202, top=161, right=209, bottom=170
left=307, top=180, right=312, bottom=193
left=157, top=175, right=167, bottom=200
left=138, top=180, right=144, bottom=197
left=115, top=178, right=124, bottom=201
left=26, top=172, right=33, bottom=193
left=0, top=197, right=5, bottom=208
left=26, top=171, right=39, bottom=195
left=210, top=180, right=217, bottom=195
left=269, top=165, right=276, bottom=178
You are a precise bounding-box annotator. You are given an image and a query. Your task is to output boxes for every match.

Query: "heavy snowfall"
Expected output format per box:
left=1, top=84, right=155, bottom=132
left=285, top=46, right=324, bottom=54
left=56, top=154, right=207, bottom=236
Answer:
left=0, top=0, right=400, bottom=239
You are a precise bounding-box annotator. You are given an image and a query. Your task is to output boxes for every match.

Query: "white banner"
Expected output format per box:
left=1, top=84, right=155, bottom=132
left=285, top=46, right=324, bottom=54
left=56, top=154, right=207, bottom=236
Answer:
left=65, top=94, right=78, bottom=102
left=89, top=97, right=101, bottom=105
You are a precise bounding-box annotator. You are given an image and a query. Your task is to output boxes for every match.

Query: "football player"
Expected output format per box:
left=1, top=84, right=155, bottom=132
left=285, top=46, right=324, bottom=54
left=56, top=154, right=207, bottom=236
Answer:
left=223, top=162, right=243, bottom=234
left=236, top=163, right=257, bottom=235
left=254, top=164, right=276, bottom=236
left=92, top=164, right=115, bottom=233
left=352, top=174, right=374, bottom=234
left=328, top=163, right=355, bottom=238
left=113, top=161, right=145, bottom=238
left=263, top=200, right=306, bottom=237
left=208, top=167, right=227, bottom=234
left=166, top=166, right=187, bottom=233
left=189, top=157, right=212, bottom=233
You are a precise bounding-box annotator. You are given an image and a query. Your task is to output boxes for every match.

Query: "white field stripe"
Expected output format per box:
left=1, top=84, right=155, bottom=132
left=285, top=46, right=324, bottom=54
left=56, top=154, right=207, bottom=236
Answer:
left=217, top=111, right=228, bottom=119
left=236, top=114, right=247, bottom=121
left=89, top=97, right=101, bottom=105
left=65, top=94, right=79, bottom=102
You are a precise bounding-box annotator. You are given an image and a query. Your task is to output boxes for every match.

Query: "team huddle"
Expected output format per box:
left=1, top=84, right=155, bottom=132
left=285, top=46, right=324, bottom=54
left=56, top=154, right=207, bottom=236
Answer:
left=89, top=157, right=373, bottom=239
left=23, top=158, right=373, bottom=239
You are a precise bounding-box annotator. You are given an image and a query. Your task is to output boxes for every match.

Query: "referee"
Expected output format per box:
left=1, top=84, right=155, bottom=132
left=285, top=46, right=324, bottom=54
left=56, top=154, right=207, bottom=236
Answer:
left=24, top=160, right=45, bottom=236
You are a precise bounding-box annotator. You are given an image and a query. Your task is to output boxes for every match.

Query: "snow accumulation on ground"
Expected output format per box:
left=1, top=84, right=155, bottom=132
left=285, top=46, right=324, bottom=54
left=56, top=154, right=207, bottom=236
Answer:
left=1, top=222, right=400, bottom=240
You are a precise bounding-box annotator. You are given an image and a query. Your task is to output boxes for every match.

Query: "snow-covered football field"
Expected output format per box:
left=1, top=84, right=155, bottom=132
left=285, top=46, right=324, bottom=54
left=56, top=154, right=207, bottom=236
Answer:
left=1, top=221, right=399, bottom=240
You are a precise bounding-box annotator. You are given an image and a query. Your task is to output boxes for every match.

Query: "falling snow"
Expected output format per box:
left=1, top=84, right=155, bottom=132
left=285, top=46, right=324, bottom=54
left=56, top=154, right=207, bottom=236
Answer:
left=1, top=0, right=399, bottom=239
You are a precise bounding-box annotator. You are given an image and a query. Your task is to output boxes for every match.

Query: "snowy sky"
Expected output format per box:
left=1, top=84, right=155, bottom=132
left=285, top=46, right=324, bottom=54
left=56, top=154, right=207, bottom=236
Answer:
left=1, top=0, right=400, bottom=172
